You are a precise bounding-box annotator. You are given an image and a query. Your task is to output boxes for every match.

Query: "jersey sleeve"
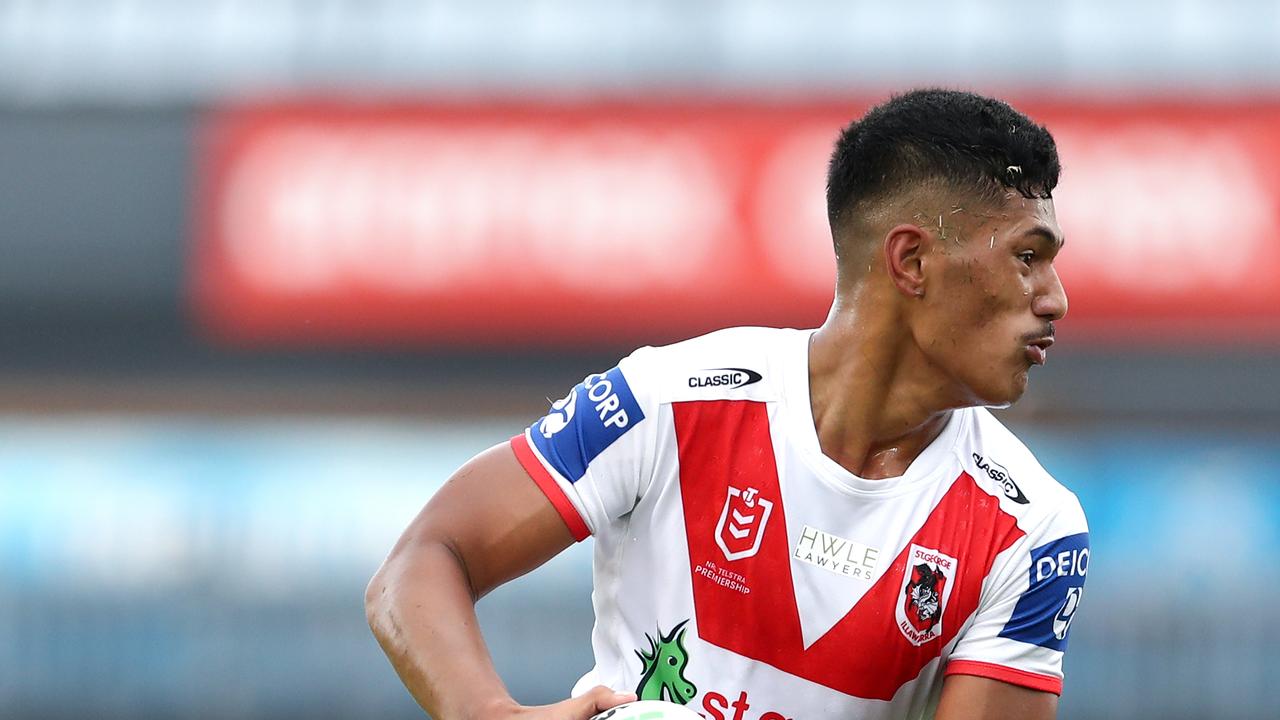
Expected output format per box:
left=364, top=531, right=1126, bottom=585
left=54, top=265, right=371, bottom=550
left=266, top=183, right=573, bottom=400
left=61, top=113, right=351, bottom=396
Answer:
left=946, top=495, right=1089, bottom=695
left=509, top=348, right=661, bottom=541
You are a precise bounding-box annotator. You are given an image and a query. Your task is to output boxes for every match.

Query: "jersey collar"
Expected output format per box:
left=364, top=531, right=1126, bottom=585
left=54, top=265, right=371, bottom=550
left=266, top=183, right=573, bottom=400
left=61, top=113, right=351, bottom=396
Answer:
left=780, top=328, right=967, bottom=496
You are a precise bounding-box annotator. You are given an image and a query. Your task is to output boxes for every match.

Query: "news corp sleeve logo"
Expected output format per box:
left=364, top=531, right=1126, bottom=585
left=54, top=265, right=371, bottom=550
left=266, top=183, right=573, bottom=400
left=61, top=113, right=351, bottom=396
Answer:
left=538, top=388, right=577, bottom=438
left=999, top=532, right=1089, bottom=651
left=529, top=366, right=645, bottom=483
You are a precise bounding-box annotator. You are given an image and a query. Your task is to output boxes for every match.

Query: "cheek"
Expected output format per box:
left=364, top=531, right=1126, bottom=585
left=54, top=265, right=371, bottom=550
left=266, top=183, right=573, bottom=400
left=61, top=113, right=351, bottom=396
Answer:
left=971, top=272, right=1029, bottom=328
left=939, top=259, right=1013, bottom=329
left=973, top=292, right=1004, bottom=328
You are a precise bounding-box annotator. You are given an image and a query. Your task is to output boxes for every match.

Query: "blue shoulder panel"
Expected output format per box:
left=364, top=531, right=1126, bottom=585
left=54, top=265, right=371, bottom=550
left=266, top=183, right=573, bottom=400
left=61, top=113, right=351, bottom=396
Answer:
left=999, top=532, right=1089, bottom=651
left=527, top=366, right=645, bottom=483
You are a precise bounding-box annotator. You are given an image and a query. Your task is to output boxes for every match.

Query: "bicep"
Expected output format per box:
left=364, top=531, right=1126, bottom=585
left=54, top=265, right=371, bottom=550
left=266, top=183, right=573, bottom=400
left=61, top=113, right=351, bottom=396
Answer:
left=935, top=674, right=1057, bottom=720
left=387, top=442, right=576, bottom=599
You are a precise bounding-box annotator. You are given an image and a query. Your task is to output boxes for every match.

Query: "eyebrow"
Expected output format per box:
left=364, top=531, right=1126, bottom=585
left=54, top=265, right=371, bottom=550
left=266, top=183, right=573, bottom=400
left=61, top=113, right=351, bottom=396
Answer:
left=1023, top=224, right=1065, bottom=250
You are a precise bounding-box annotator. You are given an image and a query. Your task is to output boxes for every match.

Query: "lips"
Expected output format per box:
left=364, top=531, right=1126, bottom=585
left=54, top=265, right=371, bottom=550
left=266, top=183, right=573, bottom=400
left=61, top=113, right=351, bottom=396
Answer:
left=1025, top=336, right=1054, bottom=366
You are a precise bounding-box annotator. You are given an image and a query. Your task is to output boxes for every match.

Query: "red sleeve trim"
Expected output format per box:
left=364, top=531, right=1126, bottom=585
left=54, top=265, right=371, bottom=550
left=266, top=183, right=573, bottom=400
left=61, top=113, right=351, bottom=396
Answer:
left=510, top=433, right=591, bottom=542
left=945, top=659, right=1063, bottom=695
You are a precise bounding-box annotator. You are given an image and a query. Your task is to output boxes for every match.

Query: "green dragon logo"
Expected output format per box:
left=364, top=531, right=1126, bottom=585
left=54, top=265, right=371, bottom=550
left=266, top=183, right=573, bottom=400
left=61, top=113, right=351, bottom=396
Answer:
left=634, top=620, right=697, bottom=704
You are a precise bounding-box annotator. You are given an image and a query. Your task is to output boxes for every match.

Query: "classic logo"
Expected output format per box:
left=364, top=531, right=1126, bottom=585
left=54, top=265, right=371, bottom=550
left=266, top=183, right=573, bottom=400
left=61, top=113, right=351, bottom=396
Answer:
left=896, top=544, right=958, bottom=646
left=972, top=452, right=1029, bottom=504
left=634, top=620, right=697, bottom=705
left=538, top=388, right=577, bottom=438
left=687, top=368, right=763, bottom=390
left=714, top=486, right=774, bottom=561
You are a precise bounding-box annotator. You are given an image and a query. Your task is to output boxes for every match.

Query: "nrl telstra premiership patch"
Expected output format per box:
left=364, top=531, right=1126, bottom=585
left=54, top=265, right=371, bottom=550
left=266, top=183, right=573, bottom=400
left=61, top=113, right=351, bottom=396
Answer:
left=999, top=532, right=1089, bottom=651
left=529, top=366, right=645, bottom=483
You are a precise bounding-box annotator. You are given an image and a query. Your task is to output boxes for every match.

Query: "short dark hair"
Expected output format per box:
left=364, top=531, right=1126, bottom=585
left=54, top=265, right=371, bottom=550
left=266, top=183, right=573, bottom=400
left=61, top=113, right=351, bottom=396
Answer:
left=825, top=89, right=1060, bottom=238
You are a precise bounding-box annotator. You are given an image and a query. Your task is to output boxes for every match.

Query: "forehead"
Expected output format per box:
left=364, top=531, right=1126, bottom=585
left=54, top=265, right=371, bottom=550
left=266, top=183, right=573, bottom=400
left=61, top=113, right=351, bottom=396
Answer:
left=992, top=193, right=1063, bottom=246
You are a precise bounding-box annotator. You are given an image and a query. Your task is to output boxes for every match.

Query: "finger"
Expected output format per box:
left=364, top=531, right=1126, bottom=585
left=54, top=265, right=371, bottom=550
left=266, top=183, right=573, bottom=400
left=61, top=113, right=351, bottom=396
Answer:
left=604, top=691, right=636, bottom=708
left=577, top=686, right=637, bottom=718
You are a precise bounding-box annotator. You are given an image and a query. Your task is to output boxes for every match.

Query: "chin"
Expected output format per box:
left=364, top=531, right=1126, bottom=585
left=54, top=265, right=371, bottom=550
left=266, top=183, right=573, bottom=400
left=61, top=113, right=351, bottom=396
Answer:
left=972, top=371, right=1029, bottom=409
left=1004, top=371, right=1032, bottom=405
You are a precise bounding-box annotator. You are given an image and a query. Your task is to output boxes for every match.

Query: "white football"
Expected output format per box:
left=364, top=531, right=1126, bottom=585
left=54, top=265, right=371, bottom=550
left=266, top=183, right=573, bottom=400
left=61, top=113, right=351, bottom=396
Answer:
left=590, top=700, right=702, bottom=720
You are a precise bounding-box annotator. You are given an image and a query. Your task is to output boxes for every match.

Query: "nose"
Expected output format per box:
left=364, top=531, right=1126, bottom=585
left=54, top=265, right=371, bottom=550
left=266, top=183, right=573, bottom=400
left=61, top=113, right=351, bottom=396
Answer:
left=1033, top=265, right=1068, bottom=321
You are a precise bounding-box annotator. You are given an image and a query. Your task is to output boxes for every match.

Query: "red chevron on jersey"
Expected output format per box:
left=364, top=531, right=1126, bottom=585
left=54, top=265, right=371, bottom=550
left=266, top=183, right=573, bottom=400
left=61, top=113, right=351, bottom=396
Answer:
left=676, top=400, right=803, bottom=667
left=675, top=399, right=1026, bottom=700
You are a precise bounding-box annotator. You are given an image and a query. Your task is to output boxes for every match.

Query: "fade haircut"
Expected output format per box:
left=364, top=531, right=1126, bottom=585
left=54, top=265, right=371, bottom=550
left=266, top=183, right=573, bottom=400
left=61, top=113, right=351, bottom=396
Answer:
left=825, top=89, right=1060, bottom=259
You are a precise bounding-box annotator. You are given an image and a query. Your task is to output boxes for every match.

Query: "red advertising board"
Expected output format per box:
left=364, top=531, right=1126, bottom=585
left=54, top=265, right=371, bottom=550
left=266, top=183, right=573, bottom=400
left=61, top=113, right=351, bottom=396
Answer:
left=193, top=101, right=1280, bottom=348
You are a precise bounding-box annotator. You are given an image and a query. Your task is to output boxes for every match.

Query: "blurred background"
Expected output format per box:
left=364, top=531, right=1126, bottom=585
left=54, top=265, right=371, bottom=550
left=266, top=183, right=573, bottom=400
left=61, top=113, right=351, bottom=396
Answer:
left=2, top=1, right=1279, bottom=719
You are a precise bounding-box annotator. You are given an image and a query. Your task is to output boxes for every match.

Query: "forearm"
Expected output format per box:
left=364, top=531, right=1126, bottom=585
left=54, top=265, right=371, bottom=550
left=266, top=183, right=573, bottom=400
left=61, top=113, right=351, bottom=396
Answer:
left=366, top=540, right=514, bottom=720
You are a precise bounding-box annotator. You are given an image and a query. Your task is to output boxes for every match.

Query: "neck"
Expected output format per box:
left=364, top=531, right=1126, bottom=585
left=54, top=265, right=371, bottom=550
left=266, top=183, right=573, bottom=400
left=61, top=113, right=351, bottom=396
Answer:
left=808, top=296, right=960, bottom=479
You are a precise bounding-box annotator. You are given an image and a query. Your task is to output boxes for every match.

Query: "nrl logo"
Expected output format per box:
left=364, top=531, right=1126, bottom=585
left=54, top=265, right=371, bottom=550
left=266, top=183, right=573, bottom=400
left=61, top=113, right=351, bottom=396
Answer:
left=714, top=486, right=774, bottom=561
left=896, top=544, right=958, bottom=646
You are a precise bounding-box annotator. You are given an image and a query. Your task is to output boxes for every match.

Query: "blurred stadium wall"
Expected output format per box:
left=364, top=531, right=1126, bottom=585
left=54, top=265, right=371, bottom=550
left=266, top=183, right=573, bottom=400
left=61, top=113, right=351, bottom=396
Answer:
left=1, top=2, right=1279, bottom=719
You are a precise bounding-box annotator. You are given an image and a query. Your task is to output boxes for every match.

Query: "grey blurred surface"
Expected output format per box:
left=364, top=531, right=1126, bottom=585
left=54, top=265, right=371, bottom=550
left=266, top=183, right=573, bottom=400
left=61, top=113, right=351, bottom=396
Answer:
left=3, top=1, right=1280, bottom=102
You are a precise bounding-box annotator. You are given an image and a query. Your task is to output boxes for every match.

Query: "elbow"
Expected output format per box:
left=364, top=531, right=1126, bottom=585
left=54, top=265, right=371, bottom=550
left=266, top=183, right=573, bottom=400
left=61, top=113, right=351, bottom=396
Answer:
left=365, top=533, right=471, bottom=644
left=365, top=562, right=393, bottom=640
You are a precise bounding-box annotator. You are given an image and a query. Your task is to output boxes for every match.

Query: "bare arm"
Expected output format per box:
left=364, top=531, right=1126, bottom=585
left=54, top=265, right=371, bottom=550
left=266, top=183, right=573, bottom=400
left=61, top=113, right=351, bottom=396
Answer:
left=935, top=675, right=1058, bottom=720
left=365, top=442, right=634, bottom=720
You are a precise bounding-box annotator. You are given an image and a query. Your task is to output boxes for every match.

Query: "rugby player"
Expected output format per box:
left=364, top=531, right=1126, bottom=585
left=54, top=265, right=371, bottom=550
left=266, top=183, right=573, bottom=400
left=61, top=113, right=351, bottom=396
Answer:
left=367, top=89, right=1087, bottom=720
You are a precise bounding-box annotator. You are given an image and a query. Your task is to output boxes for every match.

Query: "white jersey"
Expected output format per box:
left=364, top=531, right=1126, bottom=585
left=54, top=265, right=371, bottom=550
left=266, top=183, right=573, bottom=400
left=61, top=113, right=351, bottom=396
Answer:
left=512, top=327, right=1089, bottom=720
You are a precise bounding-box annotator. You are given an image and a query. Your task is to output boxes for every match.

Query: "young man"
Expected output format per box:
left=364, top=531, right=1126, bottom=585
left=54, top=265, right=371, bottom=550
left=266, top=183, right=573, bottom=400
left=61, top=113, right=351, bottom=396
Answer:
left=367, top=89, right=1087, bottom=720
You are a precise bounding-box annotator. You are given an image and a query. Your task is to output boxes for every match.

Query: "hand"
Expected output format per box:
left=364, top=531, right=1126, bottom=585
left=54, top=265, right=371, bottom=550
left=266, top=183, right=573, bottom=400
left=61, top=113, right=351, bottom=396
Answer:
left=485, top=687, right=638, bottom=720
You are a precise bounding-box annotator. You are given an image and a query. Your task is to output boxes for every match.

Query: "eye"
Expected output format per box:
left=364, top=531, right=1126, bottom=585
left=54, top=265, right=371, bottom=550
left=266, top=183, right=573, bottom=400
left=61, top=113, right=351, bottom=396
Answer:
left=1017, top=250, right=1035, bottom=266
left=667, top=656, right=678, bottom=665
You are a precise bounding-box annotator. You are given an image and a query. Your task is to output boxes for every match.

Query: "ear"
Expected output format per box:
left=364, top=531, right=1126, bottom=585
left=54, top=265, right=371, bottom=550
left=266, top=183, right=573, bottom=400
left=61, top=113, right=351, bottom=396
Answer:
left=883, top=223, right=930, bottom=298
